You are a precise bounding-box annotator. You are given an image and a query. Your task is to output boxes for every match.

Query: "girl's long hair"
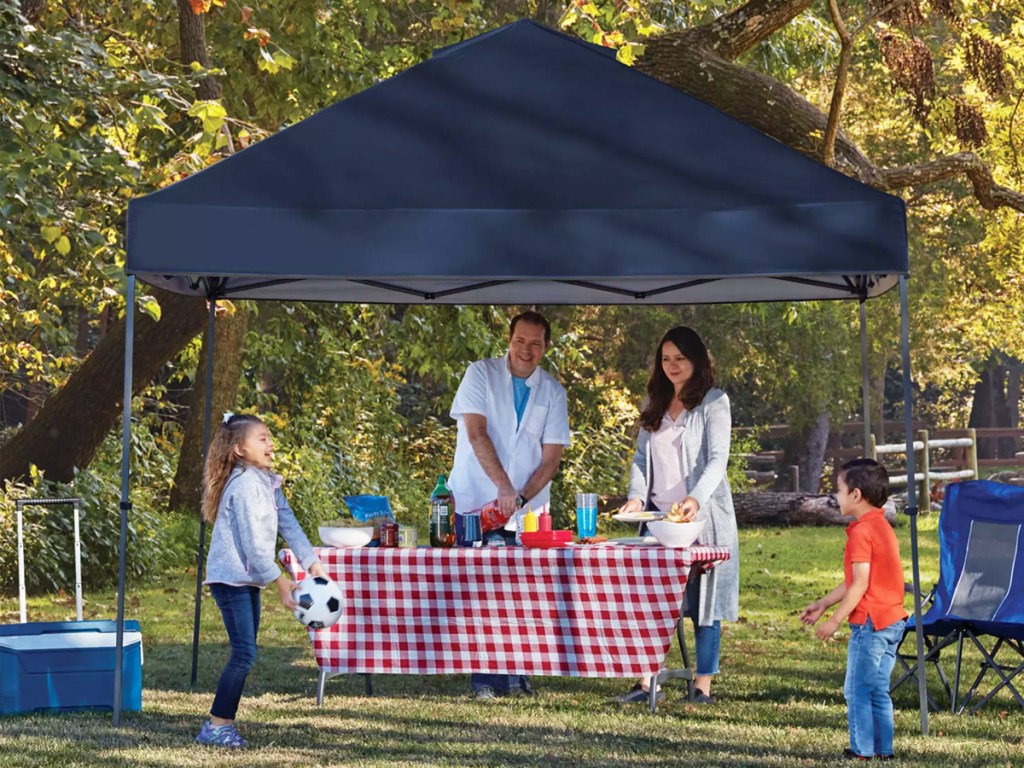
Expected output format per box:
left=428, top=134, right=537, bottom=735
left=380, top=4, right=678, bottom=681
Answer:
left=639, top=326, right=716, bottom=431
left=202, top=414, right=264, bottom=523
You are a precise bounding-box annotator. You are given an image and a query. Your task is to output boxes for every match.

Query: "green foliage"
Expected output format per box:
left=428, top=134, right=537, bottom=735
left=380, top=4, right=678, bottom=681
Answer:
left=0, top=426, right=182, bottom=596
left=4, top=0, right=1024, bottom=587
left=0, top=2, right=180, bottom=393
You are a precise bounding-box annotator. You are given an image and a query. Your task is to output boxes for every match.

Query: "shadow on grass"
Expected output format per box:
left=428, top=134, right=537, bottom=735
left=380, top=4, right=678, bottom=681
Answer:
left=0, top=706, right=859, bottom=768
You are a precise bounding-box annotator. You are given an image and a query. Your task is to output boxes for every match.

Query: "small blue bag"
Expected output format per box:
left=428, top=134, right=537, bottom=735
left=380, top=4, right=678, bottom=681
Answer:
left=343, top=495, right=394, bottom=523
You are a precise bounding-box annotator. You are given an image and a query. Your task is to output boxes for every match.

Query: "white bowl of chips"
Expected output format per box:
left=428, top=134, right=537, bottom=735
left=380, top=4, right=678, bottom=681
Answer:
left=645, top=519, right=706, bottom=549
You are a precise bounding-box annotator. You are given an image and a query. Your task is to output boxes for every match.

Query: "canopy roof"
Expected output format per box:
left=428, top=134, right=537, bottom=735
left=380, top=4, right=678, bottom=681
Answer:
left=126, top=20, right=907, bottom=305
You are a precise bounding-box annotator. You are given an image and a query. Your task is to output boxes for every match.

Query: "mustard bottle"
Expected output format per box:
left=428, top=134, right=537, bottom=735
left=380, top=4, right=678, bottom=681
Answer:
left=523, top=504, right=538, bottom=533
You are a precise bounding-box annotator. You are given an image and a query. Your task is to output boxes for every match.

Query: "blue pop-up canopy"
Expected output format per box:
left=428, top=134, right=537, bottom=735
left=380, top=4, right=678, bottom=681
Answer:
left=126, top=20, right=906, bottom=304
left=117, top=20, right=928, bottom=735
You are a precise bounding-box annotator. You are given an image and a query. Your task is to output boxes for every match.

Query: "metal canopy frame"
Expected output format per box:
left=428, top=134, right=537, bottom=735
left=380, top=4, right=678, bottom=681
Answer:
left=110, top=275, right=927, bottom=737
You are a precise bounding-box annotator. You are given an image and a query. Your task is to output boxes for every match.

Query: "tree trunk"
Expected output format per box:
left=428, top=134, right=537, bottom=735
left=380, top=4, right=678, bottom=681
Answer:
left=19, top=0, right=45, bottom=23
left=873, top=371, right=886, bottom=445
left=168, top=306, right=249, bottom=514
left=638, top=22, right=882, bottom=186
left=176, top=0, right=221, bottom=101
left=0, top=288, right=207, bottom=483
left=969, top=360, right=998, bottom=459
left=1000, top=357, right=1021, bottom=458
left=795, top=412, right=830, bottom=492
left=732, top=491, right=898, bottom=526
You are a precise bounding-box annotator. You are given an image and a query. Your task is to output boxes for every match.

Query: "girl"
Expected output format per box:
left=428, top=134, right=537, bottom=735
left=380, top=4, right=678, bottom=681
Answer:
left=196, top=412, right=324, bottom=748
left=616, top=327, right=739, bottom=705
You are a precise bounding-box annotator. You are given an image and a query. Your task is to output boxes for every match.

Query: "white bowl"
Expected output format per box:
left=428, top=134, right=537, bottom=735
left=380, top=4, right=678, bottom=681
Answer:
left=319, top=526, right=373, bottom=548
left=645, top=519, right=706, bottom=549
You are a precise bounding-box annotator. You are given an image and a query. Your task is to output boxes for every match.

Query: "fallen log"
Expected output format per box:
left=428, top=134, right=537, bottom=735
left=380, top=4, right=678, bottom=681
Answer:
left=732, top=492, right=898, bottom=526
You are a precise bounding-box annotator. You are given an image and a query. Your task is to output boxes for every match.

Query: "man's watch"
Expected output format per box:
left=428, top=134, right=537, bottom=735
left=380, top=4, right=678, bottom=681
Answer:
left=515, top=494, right=527, bottom=509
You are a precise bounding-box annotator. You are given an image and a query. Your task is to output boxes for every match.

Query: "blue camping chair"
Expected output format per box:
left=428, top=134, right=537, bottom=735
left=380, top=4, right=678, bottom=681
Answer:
left=891, top=480, right=1024, bottom=714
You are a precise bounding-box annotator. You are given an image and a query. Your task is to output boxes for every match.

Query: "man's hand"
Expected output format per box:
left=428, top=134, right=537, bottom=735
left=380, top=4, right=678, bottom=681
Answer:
left=497, top=483, right=519, bottom=517
left=815, top=617, right=841, bottom=641
left=618, top=498, right=644, bottom=515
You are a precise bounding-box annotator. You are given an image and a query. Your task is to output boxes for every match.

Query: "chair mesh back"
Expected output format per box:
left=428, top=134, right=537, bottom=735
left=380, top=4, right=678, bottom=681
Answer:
left=948, top=521, right=1020, bottom=621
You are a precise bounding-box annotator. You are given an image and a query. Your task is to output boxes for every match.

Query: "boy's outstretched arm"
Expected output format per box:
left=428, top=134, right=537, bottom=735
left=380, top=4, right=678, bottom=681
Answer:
left=813, top=563, right=870, bottom=641
left=800, top=582, right=847, bottom=625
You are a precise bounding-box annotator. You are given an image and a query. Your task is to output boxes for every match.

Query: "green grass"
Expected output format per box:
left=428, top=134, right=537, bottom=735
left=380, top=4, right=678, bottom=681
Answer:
left=1, top=518, right=1021, bottom=767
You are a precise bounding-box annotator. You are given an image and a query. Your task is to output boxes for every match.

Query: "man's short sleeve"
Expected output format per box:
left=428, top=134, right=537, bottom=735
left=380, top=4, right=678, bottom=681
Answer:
left=450, top=361, right=488, bottom=419
left=847, top=523, right=873, bottom=564
left=542, top=385, right=571, bottom=446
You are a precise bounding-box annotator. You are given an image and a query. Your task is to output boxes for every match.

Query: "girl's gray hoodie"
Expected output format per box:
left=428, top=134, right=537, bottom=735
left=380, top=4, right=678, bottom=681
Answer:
left=204, top=465, right=320, bottom=587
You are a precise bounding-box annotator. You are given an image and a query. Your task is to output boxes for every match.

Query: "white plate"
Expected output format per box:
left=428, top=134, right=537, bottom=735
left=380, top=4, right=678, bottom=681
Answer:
left=611, top=511, right=665, bottom=524
left=609, top=536, right=659, bottom=546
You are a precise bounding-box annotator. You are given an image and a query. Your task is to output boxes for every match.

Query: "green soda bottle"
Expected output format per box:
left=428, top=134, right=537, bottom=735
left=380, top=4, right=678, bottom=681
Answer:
left=429, top=474, right=455, bottom=548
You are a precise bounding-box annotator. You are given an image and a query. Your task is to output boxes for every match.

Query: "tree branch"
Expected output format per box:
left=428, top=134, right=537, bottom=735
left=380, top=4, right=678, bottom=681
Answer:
left=878, top=153, right=1024, bottom=210
left=695, top=0, right=813, bottom=59
left=823, top=0, right=910, bottom=167
left=638, top=4, right=1024, bottom=212
left=822, top=0, right=851, bottom=168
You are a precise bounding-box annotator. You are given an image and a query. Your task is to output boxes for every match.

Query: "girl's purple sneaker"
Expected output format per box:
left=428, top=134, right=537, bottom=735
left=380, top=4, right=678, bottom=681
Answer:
left=196, top=720, right=248, bottom=748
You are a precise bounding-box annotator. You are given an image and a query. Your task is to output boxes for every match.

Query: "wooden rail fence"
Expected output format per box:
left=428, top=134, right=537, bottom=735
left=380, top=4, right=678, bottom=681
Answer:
left=735, top=425, right=1022, bottom=493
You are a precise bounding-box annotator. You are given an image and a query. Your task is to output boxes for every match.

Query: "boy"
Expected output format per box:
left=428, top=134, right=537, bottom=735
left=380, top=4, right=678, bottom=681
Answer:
left=800, top=458, right=908, bottom=761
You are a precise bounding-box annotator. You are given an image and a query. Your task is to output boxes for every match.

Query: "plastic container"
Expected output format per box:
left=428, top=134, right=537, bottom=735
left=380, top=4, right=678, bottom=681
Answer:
left=0, top=620, right=143, bottom=715
left=520, top=530, right=573, bottom=549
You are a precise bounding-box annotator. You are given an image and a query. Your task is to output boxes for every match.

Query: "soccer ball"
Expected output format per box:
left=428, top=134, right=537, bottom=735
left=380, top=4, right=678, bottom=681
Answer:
left=291, top=576, right=344, bottom=629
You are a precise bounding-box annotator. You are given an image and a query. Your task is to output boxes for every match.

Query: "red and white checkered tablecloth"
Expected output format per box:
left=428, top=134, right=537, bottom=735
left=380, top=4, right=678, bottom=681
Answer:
left=280, top=544, right=729, bottom=679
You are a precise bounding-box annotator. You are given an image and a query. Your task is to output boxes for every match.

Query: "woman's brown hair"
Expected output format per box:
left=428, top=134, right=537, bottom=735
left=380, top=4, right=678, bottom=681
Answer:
left=201, top=414, right=265, bottom=523
left=638, top=326, right=716, bottom=431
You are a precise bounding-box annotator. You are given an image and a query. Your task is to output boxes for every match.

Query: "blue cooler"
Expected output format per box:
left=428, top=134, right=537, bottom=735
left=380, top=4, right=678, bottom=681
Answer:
left=0, top=620, right=143, bottom=715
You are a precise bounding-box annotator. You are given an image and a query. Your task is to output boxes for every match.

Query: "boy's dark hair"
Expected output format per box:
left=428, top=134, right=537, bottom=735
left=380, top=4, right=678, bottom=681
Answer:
left=839, top=458, right=890, bottom=508
left=509, top=310, right=551, bottom=345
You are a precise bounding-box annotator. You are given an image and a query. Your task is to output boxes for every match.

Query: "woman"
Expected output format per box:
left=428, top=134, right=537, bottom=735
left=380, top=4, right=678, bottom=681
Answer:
left=617, top=326, right=739, bottom=705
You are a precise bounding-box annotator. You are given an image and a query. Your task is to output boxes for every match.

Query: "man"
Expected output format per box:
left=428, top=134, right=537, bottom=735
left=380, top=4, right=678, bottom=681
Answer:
left=448, top=310, right=571, bottom=699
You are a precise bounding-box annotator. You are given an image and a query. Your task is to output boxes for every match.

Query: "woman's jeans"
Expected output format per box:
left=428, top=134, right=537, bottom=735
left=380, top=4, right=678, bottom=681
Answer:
left=209, top=583, right=261, bottom=720
left=844, top=616, right=906, bottom=757
left=683, top=574, right=721, bottom=676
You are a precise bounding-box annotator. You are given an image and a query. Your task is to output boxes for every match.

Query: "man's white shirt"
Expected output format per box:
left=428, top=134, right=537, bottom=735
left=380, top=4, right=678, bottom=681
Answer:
left=449, top=355, right=570, bottom=523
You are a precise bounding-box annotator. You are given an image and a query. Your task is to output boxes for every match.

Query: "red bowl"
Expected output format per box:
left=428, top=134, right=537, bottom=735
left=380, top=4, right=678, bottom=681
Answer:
left=521, top=530, right=573, bottom=549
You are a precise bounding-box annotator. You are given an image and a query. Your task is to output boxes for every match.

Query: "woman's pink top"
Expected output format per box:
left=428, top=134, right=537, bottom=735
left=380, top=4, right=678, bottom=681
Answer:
left=649, top=410, right=687, bottom=512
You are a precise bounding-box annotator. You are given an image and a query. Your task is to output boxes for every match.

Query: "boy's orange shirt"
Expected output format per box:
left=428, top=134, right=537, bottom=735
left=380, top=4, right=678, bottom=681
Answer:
left=844, top=508, right=908, bottom=630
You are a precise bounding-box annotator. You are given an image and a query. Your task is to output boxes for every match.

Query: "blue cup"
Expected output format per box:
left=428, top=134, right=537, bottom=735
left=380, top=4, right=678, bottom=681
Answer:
left=575, top=493, right=598, bottom=539
left=456, top=512, right=482, bottom=547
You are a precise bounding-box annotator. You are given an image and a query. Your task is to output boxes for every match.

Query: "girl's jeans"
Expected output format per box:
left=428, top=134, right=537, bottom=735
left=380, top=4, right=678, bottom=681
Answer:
left=844, top=616, right=907, bottom=757
left=209, top=583, right=262, bottom=720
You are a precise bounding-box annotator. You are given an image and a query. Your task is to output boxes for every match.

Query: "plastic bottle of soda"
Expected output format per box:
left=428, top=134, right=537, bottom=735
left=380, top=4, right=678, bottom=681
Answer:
left=429, top=474, right=455, bottom=548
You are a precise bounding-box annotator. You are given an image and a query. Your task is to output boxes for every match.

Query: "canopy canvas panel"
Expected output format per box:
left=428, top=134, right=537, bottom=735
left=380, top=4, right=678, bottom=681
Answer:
left=126, top=20, right=907, bottom=303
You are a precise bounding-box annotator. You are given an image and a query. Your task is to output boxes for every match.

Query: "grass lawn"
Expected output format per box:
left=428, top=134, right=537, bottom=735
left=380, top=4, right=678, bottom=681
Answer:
left=1, top=517, right=1020, bottom=767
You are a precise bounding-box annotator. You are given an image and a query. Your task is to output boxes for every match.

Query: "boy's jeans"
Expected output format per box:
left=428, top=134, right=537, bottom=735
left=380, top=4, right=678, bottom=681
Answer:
left=844, top=616, right=906, bottom=757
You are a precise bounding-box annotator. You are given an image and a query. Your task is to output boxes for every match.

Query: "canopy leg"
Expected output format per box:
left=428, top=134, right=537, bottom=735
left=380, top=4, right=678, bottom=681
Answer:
left=114, top=275, right=136, bottom=727
left=190, top=298, right=218, bottom=687
left=900, top=275, right=928, bottom=736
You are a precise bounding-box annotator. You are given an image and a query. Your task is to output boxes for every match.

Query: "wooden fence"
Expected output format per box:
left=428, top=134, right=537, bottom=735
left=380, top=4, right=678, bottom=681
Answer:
left=871, top=429, right=978, bottom=502
left=736, top=424, right=1023, bottom=492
